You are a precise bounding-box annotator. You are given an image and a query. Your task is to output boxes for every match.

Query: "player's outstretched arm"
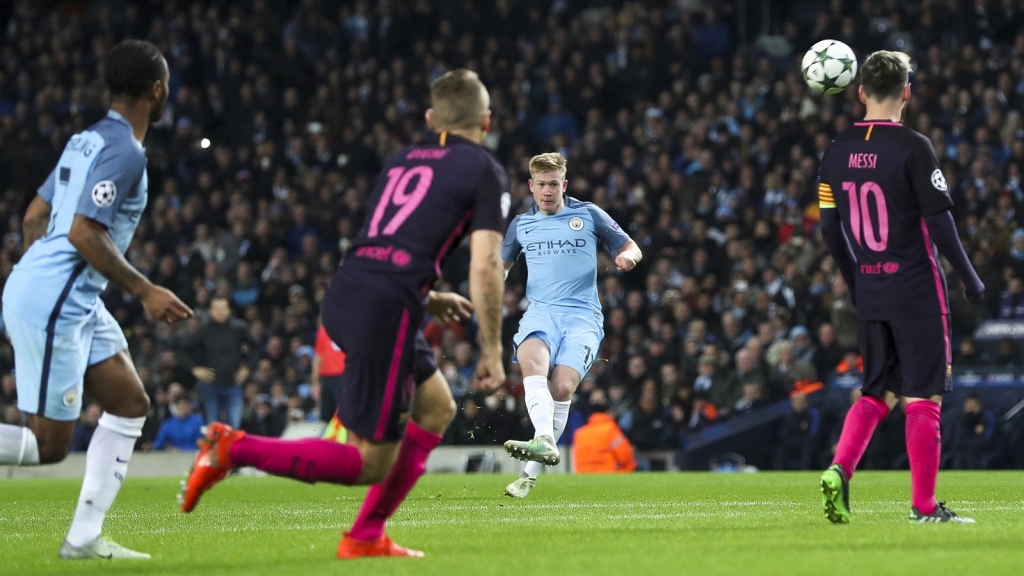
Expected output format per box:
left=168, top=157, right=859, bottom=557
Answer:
left=469, top=229, right=505, bottom=393
left=68, top=214, right=194, bottom=323
left=615, top=239, right=642, bottom=272
left=21, top=195, right=51, bottom=251
left=924, top=210, right=985, bottom=302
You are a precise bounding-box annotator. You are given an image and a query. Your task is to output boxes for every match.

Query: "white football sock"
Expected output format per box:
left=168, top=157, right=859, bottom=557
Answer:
left=523, top=375, right=554, bottom=440
left=66, top=414, right=144, bottom=546
left=523, top=400, right=571, bottom=478
left=0, top=424, right=40, bottom=465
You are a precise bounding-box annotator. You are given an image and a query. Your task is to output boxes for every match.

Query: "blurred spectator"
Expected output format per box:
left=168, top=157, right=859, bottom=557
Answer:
left=789, top=326, right=816, bottom=364
left=834, top=350, right=864, bottom=377
left=153, top=397, right=205, bottom=451
left=733, top=382, right=770, bottom=415
left=768, top=341, right=817, bottom=396
left=241, top=394, right=286, bottom=438
left=180, top=297, right=258, bottom=427
left=479, top=388, right=522, bottom=445
left=572, top=389, right=637, bottom=474
left=71, top=404, right=103, bottom=452
left=310, top=324, right=346, bottom=422
left=948, top=394, right=997, bottom=469
left=686, top=392, right=719, bottom=432
left=774, top=393, right=820, bottom=470
left=954, top=336, right=992, bottom=367
left=998, top=277, right=1024, bottom=319
left=993, top=338, right=1022, bottom=368
left=712, top=348, right=766, bottom=411
left=812, top=324, right=844, bottom=381
left=619, top=381, right=676, bottom=450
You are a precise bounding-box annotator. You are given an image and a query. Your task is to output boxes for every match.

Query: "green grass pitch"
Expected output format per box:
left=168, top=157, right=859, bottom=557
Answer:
left=2, top=471, right=1022, bottom=575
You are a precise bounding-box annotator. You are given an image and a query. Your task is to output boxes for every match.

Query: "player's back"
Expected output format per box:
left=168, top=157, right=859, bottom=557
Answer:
left=818, top=120, right=953, bottom=320
left=3, top=110, right=148, bottom=331
left=339, top=131, right=510, bottom=306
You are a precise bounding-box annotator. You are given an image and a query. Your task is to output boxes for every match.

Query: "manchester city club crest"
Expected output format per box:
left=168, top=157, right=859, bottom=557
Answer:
left=569, top=216, right=584, bottom=231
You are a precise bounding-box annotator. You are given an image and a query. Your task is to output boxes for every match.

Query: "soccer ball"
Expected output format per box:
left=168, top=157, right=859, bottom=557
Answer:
left=801, top=40, right=858, bottom=95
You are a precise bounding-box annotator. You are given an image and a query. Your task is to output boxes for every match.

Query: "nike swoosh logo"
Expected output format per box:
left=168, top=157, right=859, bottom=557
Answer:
left=116, top=456, right=129, bottom=463
left=523, top=228, right=536, bottom=235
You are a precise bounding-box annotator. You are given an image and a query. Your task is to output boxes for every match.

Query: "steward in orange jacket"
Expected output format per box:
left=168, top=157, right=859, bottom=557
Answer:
left=571, top=390, right=637, bottom=473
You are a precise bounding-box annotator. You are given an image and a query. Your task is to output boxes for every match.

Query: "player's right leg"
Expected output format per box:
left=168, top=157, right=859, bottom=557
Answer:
left=62, top=311, right=153, bottom=560
left=895, top=315, right=973, bottom=523
left=180, top=282, right=406, bottom=512
left=503, top=335, right=560, bottom=466
left=510, top=322, right=594, bottom=497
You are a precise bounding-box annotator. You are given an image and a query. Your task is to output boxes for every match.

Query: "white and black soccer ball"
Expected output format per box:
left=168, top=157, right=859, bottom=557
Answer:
left=802, top=40, right=858, bottom=95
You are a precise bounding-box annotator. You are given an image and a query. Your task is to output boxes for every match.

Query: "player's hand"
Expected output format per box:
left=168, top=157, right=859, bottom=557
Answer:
left=310, top=380, right=321, bottom=403
left=615, top=254, right=637, bottom=272
left=965, top=284, right=985, bottom=304
left=141, top=284, right=194, bottom=324
left=192, top=366, right=215, bottom=382
left=234, top=365, right=251, bottom=385
left=426, top=291, right=474, bottom=323
left=472, top=350, right=505, bottom=394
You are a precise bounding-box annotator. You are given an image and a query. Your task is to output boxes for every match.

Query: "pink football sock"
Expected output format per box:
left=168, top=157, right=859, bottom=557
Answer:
left=906, top=401, right=942, bottom=515
left=832, top=395, right=890, bottom=479
left=349, top=422, right=443, bottom=541
left=229, top=435, right=362, bottom=485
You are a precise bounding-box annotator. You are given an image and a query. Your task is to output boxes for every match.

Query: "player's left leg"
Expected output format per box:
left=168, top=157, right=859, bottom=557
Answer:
left=896, top=315, right=974, bottom=523
left=62, top=339, right=152, bottom=560
left=344, top=365, right=454, bottom=557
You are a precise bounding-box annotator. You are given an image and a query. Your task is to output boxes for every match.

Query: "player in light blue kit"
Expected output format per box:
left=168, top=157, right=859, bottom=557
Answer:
left=501, top=153, right=641, bottom=497
left=0, top=40, right=192, bottom=559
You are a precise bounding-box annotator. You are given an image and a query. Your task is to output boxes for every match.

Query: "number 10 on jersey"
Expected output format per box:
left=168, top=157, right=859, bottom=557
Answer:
left=843, top=181, right=889, bottom=252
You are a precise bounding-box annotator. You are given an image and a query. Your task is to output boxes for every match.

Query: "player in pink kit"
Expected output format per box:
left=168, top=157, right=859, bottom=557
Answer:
left=817, top=51, right=983, bottom=524
left=180, top=70, right=510, bottom=557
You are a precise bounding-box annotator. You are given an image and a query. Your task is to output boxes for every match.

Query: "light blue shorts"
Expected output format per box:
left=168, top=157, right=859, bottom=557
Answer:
left=512, top=308, right=603, bottom=379
left=5, top=306, right=127, bottom=421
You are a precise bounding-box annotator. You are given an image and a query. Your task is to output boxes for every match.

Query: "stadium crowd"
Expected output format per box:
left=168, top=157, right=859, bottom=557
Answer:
left=0, top=0, right=1023, bottom=469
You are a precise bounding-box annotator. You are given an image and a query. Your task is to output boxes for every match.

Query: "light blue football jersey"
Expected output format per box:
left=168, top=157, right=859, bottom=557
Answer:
left=3, top=110, right=148, bottom=332
left=501, top=196, right=630, bottom=315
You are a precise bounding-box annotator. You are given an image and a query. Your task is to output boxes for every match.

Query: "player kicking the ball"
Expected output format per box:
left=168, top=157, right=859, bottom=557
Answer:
left=501, top=153, right=641, bottom=497
left=181, top=70, right=510, bottom=559
left=0, top=40, right=193, bottom=558
left=817, top=51, right=983, bottom=524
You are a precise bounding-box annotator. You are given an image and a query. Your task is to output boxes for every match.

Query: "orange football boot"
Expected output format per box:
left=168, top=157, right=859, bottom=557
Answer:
left=337, top=533, right=425, bottom=559
left=179, top=422, right=245, bottom=513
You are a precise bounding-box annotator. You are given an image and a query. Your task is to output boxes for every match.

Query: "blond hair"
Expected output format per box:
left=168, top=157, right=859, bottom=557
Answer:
left=529, top=152, right=567, bottom=178
left=860, top=50, right=911, bottom=102
left=430, top=69, right=489, bottom=131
